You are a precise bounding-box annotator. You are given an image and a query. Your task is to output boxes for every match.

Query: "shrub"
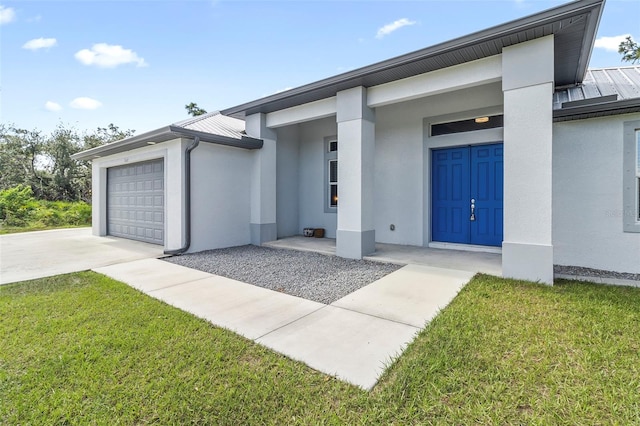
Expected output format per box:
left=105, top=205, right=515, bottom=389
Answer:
left=0, top=185, right=39, bottom=226
left=0, top=185, right=92, bottom=229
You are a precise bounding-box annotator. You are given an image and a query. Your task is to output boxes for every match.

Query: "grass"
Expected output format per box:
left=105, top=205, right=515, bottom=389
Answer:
left=1, top=273, right=639, bottom=424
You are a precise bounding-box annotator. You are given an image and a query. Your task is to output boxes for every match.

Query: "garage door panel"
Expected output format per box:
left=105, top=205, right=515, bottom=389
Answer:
left=107, top=159, right=164, bottom=245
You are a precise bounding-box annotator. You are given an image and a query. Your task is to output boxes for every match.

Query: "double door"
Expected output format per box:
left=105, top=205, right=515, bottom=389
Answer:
left=431, top=143, right=503, bottom=247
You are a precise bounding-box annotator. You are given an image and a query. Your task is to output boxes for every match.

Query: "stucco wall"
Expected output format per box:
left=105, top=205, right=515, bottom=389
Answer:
left=276, top=125, right=300, bottom=237
left=298, top=117, right=338, bottom=238
left=189, top=142, right=253, bottom=252
left=375, top=82, right=504, bottom=246
left=553, top=113, right=640, bottom=274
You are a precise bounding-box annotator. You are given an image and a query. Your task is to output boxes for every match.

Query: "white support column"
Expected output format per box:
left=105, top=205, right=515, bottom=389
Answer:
left=336, top=86, right=376, bottom=259
left=245, top=113, right=277, bottom=245
left=502, top=35, right=555, bottom=284
left=92, top=162, right=107, bottom=236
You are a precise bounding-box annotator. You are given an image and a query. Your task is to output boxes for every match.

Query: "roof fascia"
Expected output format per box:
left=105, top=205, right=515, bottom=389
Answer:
left=221, top=0, right=604, bottom=118
left=553, top=98, right=640, bottom=121
left=72, top=125, right=263, bottom=161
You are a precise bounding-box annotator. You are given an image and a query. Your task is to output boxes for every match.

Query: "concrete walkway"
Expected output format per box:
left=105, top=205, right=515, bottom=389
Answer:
left=94, top=258, right=473, bottom=390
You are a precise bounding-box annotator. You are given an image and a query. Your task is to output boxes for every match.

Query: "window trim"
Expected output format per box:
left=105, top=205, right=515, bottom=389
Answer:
left=623, top=120, right=640, bottom=232
left=324, top=136, right=338, bottom=213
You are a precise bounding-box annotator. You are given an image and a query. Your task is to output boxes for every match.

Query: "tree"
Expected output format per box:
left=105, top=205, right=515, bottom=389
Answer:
left=0, top=125, right=50, bottom=199
left=0, top=123, right=135, bottom=203
left=619, top=36, right=640, bottom=64
left=185, top=102, right=207, bottom=117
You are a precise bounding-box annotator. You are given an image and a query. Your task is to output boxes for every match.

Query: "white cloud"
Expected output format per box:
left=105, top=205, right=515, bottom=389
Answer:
left=74, top=43, right=147, bottom=68
left=0, top=5, right=16, bottom=25
left=70, top=97, right=102, bottom=110
left=23, top=37, right=57, bottom=50
left=27, top=15, right=42, bottom=23
left=594, top=34, right=631, bottom=52
left=376, top=18, right=416, bottom=39
left=45, top=101, right=62, bottom=112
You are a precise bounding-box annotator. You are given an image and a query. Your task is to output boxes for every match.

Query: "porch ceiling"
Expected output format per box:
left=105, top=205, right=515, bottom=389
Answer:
left=222, top=0, right=604, bottom=120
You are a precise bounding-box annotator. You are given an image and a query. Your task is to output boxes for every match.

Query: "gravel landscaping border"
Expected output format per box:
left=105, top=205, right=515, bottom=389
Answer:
left=554, top=265, right=640, bottom=282
left=164, top=245, right=402, bottom=304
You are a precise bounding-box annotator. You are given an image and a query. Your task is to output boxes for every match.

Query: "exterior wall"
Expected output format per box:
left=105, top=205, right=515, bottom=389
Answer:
left=298, top=116, right=338, bottom=237
left=189, top=142, right=253, bottom=252
left=553, top=113, right=640, bottom=274
left=375, top=82, right=504, bottom=246
left=276, top=125, right=301, bottom=237
left=91, top=138, right=254, bottom=253
left=91, top=139, right=186, bottom=251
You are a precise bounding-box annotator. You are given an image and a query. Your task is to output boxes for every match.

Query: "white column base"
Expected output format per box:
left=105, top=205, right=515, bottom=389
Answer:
left=502, top=242, right=554, bottom=285
left=336, top=230, right=375, bottom=259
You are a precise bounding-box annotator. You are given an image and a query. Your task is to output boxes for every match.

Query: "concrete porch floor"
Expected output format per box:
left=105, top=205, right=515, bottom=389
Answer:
left=264, top=236, right=502, bottom=276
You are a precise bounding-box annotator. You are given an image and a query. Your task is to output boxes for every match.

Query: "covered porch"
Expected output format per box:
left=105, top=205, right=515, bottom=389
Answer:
left=264, top=236, right=502, bottom=276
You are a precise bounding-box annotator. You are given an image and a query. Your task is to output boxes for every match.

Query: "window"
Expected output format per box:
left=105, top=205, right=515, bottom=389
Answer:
left=623, top=121, right=640, bottom=232
left=325, top=137, right=338, bottom=212
left=329, top=159, right=338, bottom=207
left=431, top=115, right=504, bottom=136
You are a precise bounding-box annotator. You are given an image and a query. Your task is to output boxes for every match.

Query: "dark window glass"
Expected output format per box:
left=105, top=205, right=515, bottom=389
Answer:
left=431, top=115, right=504, bottom=136
left=329, top=160, right=338, bottom=183
left=329, top=140, right=338, bottom=152
left=330, top=184, right=338, bottom=207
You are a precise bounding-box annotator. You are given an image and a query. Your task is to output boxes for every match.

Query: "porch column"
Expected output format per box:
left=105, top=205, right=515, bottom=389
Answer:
left=336, top=86, right=376, bottom=259
left=502, top=35, right=554, bottom=284
left=245, top=113, right=277, bottom=245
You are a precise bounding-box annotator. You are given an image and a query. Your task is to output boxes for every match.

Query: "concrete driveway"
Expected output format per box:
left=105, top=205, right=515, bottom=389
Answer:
left=0, top=228, right=164, bottom=285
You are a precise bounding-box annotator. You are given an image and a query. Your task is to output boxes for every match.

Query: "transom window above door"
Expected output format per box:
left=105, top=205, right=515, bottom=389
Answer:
left=431, top=115, right=504, bottom=136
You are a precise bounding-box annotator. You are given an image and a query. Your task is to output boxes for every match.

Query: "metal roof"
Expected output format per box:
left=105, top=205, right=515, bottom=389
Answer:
left=554, top=66, right=640, bottom=121
left=222, top=0, right=605, bottom=119
left=173, top=111, right=247, bottom=139
left=72, top=112, right=263, bottom=161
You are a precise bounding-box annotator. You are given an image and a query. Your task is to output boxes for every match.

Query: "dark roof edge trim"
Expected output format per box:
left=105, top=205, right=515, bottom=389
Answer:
left=168, top=126, right=263, bottom=149
left=562, top=94, right=618, bottom=108
left=553, top=98, right=640, bottom=122
left=221, top=0, right=604, bottom=117
left=72, top=126, right=263, bottom=161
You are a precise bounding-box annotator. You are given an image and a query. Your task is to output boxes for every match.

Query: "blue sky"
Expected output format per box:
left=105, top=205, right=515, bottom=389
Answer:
left=1, top=0, right=638, bottom=135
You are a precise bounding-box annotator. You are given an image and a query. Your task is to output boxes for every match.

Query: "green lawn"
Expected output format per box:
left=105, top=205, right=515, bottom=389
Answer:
left=1, top=272, right=639, bottom=424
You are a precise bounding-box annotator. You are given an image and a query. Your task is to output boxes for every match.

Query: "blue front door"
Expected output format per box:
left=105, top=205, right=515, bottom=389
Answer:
left=431, top=143, right=503, bottom=247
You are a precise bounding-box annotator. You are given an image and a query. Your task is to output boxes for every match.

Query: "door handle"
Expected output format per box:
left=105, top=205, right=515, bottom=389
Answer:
left=470, top=198, right=476, bottom=221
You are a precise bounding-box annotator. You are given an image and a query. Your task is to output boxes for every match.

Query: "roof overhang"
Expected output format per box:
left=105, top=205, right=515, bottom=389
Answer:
left=222, top=0, right=604, bottom=120
left=554, top=98, right=640, bottom=122
left=72, top=125, right=263, bottom=161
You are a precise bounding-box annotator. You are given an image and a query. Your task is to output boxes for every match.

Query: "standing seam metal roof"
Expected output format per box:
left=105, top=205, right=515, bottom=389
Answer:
left=554, top=67, right=640, bottom=108
left=72, top=112, right=261, bottom=161
left=553, top=66, right=640, bottom=121
left=172, top=111, right=247, bottom=139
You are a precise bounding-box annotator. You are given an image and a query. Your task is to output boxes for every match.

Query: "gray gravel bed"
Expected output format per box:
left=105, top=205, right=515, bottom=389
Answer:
left=164, top=245, right=402, bottom=304
left=554, top=265, right=640, bottom=282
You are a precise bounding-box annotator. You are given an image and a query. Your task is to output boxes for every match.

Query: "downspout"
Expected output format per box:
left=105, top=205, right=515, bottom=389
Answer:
left=164, top=136, right=200, bottom=255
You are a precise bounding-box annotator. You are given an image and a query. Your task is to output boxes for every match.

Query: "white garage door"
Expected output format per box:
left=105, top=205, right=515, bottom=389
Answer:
left=107, top=159, right=164, bottom=245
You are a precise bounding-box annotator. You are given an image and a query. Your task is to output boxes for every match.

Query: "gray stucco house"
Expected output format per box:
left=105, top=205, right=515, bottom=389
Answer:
left=74, top=0, right=640, bottom=284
